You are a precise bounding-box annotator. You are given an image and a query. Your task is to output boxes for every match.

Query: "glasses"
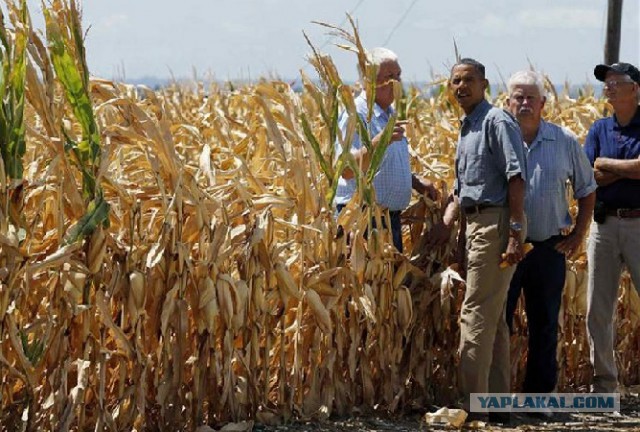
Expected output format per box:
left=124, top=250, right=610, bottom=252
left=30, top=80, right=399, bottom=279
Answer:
left=603, top=80, right=635, bottom=89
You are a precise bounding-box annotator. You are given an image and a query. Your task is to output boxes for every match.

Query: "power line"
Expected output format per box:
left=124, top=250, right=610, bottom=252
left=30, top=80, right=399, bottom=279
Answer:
left=382, top=0, right=419, bottom=46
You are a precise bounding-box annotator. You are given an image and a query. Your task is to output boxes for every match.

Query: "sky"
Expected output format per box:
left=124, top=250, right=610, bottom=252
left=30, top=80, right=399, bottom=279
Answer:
left=23, top=0, right=640, bottom=86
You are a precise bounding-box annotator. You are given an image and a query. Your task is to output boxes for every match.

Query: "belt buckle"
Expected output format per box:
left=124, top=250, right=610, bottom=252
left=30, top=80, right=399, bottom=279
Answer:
left=616, top=208, right=627, bottom=218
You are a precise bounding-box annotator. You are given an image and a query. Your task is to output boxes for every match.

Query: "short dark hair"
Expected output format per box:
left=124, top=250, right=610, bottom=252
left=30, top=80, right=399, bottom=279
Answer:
left=452, top=58, right=486, bottom=79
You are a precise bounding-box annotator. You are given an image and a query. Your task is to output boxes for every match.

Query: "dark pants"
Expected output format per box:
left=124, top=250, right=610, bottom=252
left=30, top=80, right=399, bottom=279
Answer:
left=506, top=235, right=566, bottom=393
left=336, top=205, right=403, bottom=253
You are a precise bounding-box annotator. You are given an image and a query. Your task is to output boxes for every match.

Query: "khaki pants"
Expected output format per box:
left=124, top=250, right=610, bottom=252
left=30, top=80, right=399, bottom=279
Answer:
left=459, top=207, right=519, bottom=410
left=587, top=216, right=640, bottom=393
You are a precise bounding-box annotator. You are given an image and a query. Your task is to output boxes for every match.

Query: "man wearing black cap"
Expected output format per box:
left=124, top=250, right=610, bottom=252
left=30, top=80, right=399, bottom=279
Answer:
left=584, top=62, right=640, bottom=394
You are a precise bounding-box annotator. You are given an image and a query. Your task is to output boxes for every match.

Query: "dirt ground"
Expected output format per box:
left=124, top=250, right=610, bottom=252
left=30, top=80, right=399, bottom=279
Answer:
left=254, top=394, right=640, bottom=431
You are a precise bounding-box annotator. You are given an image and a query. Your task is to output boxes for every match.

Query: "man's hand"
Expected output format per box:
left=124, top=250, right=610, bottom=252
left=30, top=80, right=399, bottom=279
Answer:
left=594, top=167, right=621, bottom=186
left=594, top=156, right=640, bottom=180
left=505, top=175, right=526, bottom=266
left=555, top=230, right=585, bottom=258
left=412, top=176, right=439, bottom=200
left=426, top=196, right=459, bottom=249
left=394, top=120, right=409, bottom=142
left=594, top=157, right=610, bottom=170
left=372, top=120, right=406, bottom=148
left=502, top=235, right=524, bottom=266
left=556, top=192, right=594, bottom=258
left=342, top=120, right=409, bottom=181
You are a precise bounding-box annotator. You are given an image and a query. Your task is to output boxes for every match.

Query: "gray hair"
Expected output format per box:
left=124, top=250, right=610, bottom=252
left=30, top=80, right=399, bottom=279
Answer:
left=508, top=70, right=546, bottom=97
left=366, top=47, right=398, bottom=67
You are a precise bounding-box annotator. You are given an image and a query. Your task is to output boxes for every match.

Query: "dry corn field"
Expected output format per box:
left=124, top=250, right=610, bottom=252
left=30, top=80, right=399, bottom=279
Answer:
left=0, top=1, right=638, bottom=431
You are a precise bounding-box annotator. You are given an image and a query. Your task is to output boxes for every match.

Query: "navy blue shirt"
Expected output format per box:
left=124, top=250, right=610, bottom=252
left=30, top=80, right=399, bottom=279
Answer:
left=584, top=106, right=640, bottom=209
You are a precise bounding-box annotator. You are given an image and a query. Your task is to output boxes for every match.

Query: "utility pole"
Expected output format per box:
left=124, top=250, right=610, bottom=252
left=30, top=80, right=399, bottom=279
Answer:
left=604, top=0, right=623, bottom=64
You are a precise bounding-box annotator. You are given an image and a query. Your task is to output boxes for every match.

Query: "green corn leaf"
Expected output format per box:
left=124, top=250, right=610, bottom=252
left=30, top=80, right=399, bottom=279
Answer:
left=0, top=0, right=28, bottom=180
left=337, top=84, right=360, bottom=151
left=356, top=115, right=372, bottom=151
left=68, top=0, right=89, bottom=87
left=44, top=2, right=104, bottom=206
left=326, top=150, right=358, bottom=205
left=360, top=178, right=374, bottom=207
left=328, top=87, right=339, bottom=155
left=366, top=112, right=397, bottom=184
left=326, top=159, right=343, bottom=205
left=300, top=111, right=333, bottom=182
left=44, top=6, right=99, bottom=167
left=6, top=13, right=27, bottom=179
left=64, top=194, right=110, bottom=244
left=62, top=130, right=96, bottom=198
left=19, top=329, right=45, bottom=366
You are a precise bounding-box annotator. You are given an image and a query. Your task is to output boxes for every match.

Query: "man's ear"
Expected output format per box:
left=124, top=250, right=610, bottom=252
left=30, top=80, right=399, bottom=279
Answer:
left=541, top=96, right=547, bottom=110
left=482, top=78, right=489, bottom=91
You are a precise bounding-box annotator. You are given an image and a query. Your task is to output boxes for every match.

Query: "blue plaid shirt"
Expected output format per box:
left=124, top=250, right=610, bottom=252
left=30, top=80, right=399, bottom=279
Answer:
left=334, top=94, right=412, bottom=211
left=523, top=121, right=597, bottom=241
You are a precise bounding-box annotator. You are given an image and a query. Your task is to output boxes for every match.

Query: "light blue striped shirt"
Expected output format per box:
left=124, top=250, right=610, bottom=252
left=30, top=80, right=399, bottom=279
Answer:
left=334, top=94, right=412, bottom=211
left=523, top=120, right=597, bottom=241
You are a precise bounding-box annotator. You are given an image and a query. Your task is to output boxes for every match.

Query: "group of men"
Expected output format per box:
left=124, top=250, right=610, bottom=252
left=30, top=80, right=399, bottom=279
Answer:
left=334, top=47, right=640, bottom=425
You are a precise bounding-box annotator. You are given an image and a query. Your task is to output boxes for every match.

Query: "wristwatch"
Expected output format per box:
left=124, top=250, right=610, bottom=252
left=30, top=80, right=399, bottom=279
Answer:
left=509, top=220, right=523, bottom=233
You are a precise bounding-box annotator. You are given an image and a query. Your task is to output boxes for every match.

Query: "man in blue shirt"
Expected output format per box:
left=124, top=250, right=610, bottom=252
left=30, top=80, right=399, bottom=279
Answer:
left=430, top=58, right=526, bottom=424
left=505, top=71, right=596, bottom=398
left=335, top=47, right=436, bottom=252
left=584, top=62, right=640, bottom=394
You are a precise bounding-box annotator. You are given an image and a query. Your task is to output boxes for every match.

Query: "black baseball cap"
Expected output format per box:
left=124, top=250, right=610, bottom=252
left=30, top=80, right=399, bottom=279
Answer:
left=594, top=62, right=640, bottom=84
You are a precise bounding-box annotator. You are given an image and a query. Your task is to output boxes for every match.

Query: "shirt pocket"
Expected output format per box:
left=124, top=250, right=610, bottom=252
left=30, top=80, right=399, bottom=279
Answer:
left=464, top=154, right=486, bottom=186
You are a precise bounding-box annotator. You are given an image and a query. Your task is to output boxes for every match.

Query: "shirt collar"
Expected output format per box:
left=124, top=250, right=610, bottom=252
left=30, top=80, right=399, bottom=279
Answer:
left=612, top=105, right=640, bottom=128
left=463, top=99, right=491, bottom=125
left=524, top=120, right=554, bottom=150
left=535, top=120, right=555, bottom=142
left=628, top=105, right=640, bottom=127
left=373, top=101, right=394, bottom=119
left=359, top=93, right=394, bottom=119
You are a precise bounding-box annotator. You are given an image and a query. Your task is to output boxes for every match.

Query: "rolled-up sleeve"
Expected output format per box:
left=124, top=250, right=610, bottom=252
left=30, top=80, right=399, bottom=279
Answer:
left=570, top=136, right=597, bottom=199
left=490, top=119, right=525, bottom=180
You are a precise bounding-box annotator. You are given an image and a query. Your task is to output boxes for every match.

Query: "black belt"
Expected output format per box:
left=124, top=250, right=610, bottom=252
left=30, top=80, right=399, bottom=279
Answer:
left=606, top=208, right=640, bottom=218
left=463, top=204, right=500, bottom=215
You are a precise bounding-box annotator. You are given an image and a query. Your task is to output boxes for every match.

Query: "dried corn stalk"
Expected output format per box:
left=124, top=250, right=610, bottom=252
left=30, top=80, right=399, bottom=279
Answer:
left=0, top=5, right=637, bottom=431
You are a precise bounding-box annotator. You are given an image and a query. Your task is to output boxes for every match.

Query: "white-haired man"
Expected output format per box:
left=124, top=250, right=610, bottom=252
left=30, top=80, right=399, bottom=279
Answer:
left=334, top=47, right=436, bottom=253
left=584, top=62, right=640, bottom=394
left=505, top=71, right=596, bottom=399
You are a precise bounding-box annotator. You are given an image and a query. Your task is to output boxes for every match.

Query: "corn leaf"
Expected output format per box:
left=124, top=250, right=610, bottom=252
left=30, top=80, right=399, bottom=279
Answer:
left=0, top=0, right=28, bottom=180
left=300, top=111, right=333, bottom=182
left=44, top=3, right=101, bottom=199
left=366, top=112, right=397, bottom=184
left=64, top=194, right=110, bottom=244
